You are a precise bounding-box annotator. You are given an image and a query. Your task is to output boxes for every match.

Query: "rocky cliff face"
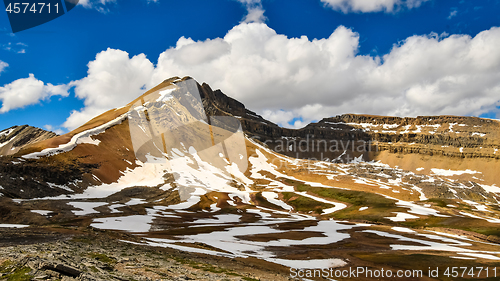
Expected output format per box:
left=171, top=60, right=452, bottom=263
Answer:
left=320, top=114, right=500, bottom=159
left=0, top=126, right=97, bottom=199
left=198, top=82, right=500, bottom=163
left=0, top=157, right=97, bottom=198
left=198, top=83, right=373, bottom=162
left=0, top=126, right=57, bottom=156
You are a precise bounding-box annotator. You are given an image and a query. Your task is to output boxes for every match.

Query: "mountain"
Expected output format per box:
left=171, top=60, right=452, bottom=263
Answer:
left=197, top=82, right=500, bottom=185
left=0, top=125, right=57, bottom=156
left=1, top=76, right=500, bottom=280
left=3, top=77, right=499, bottom=200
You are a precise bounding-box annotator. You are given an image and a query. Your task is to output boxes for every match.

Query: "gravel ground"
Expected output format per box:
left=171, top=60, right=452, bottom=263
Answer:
left=0, top=228, right=292, bottom=281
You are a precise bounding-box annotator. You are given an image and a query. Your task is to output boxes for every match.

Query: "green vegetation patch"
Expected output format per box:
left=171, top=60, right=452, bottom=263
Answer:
left=89, top=266, right=99, bottom=273
left=89, top=252, right=116, bottom=264
left=423, top=198, right=450, bottom=208
left=0, top=267, right=33, bottom=281
left=171, top=255, right=258, bottom=280
left=71, top=236, right=94, bottom=244
left=283, top=179, right=400, bottom=220
left=402, top=216, right=500, bottom=238
left=282, top=192, right=332, bottom=214
left=0, top=260, right=13, bottom=274
left=284, top=179, right=394, bottom=206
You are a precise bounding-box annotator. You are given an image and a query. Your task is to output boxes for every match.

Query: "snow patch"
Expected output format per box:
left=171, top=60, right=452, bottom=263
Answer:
left=68, top=202, right=107, bottom=216
left=31, top=210, right=52, bottom=216
left=261, top=192, right=293, bottom=211
left=391, top=227, right=415, bottom=233
left=480, top=184, right=500, bottom=193
left=0, top=224, right=29, bottom=228
left=431, top=168, right=479, bottom=176
left=0, top=128, right=14, bottom=137
left=156, top=88, right=176, bottom=102
left=91, top=208, right=157, bottom=232
left=385, top=212, right=419, bottom=222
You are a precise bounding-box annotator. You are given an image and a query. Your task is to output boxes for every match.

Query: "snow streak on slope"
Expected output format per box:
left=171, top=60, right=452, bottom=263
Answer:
left=431, top=168, right=480, bottom=176
left=23, top=114, right=127, bottom=159
left=261, top=192, right=293, bottom=211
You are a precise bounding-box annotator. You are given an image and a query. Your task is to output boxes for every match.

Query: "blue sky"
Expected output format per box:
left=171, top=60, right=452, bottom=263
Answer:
left=0, top=0, right=499, bottom=133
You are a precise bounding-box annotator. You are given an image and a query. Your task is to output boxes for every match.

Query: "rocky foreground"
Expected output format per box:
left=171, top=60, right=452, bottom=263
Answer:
left=0, top=227, right=291, bottom=281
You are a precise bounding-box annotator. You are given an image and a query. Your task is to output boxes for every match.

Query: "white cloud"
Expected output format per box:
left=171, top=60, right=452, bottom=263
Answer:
left=78, top=0, right=117, bottom=13
left=0, top=61, right=8, bottom=74
left=148, top=23, right=500, bottom=127
left=54, top=128, right=65, bottom=135
left=2, top=42, right=27, bottom=54
left=50, top=23, right=500, bottom=130
left=63, top=48, right=154, bottom=130
left=77, top=0, right=158, bottom=12
left=78, top=0, right=116, bottom=8
left=448, top=9, right=458, bottom=20
left=234, top=0, right=266, bottom=23
left=0, top=74, right=69, bottom=113
left=262, top=109, right=295, bottom=126
left=244, top=6, right=266, bottom=23
left=44, top=124, right=65, bottom=135
left=321, top=0, right=430, bottom=13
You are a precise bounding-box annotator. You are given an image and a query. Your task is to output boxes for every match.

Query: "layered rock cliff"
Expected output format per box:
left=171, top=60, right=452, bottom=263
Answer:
left=198, top=82, right=500, bottom=163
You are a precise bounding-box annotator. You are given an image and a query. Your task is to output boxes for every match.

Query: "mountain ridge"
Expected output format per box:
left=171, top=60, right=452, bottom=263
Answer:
left=1, top=76, right=499, bottom=197
left=1, top=77, right=500, bottom=276
left=7, top=76, right=499, bottom=163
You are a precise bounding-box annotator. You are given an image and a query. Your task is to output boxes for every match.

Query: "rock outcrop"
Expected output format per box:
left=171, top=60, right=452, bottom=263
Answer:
left=0, top=125, right=57, bottom=156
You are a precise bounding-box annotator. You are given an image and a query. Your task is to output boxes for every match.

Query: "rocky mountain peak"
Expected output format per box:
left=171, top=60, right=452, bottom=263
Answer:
left=0, top=125, right=57, bottom=156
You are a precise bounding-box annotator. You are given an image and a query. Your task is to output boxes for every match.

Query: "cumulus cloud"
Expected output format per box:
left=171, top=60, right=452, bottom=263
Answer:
left=149, top=23, right=500, bottom=127
left=234, top=0, right=266, bottom=23
left=321, top=0, right=430, bottom=13
left=57, top=23, right=500, bottom=130
left=0, top=74, right=69, bottom=113
left=63, top=48, right=154, bottom=129
left=0, top=61, right=8, bottom=74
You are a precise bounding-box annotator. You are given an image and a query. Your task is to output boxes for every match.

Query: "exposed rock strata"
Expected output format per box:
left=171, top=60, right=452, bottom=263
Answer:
left=0, top=125, right=57, bottom=156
